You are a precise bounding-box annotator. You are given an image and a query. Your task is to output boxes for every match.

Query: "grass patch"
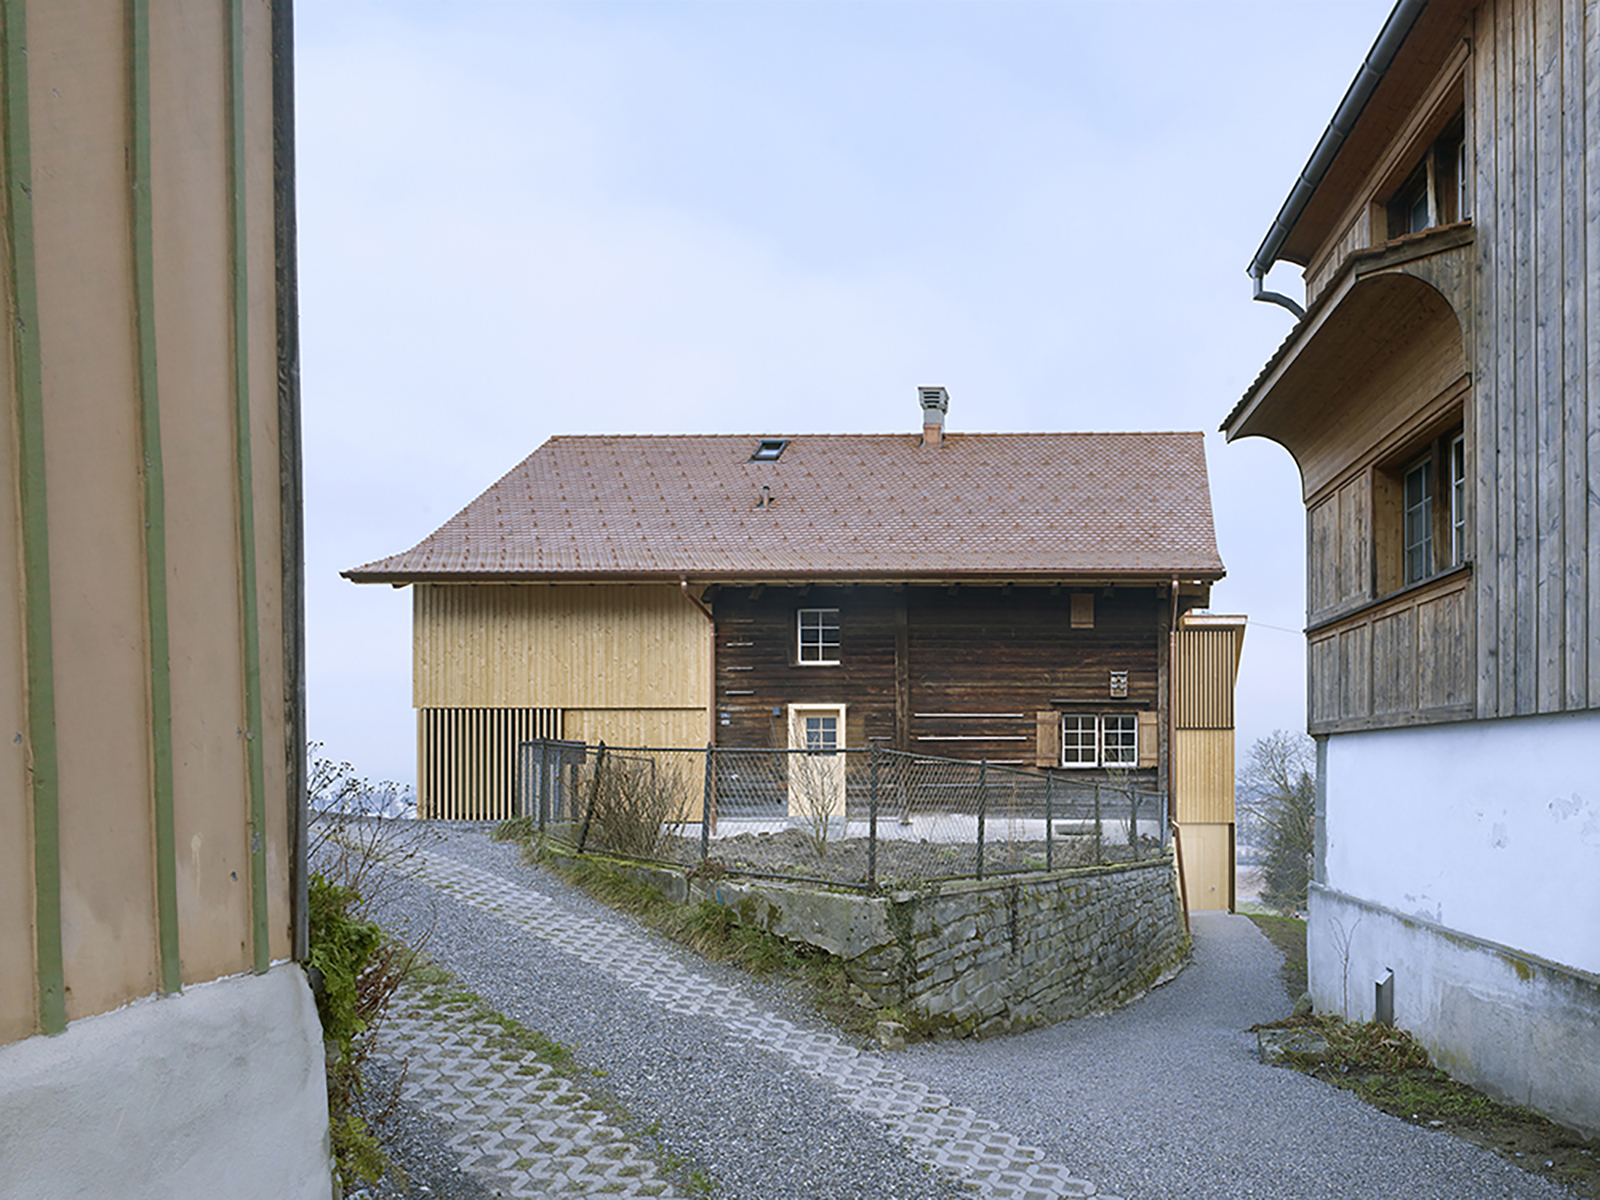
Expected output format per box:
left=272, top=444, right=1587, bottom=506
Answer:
left=1244, top=912, right=1307, bottom=1002
left=1255, top=1012, right=1598, bottom=1197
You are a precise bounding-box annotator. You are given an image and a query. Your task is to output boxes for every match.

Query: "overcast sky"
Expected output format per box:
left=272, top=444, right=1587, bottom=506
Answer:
left=298, top=0, right=1396, bottom=789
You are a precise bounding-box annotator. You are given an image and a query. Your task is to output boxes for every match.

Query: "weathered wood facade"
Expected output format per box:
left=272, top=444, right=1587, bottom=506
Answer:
left=1226, top=0, right=1600, bottom=1135
left=1227, top=0, right=1600, bottom=737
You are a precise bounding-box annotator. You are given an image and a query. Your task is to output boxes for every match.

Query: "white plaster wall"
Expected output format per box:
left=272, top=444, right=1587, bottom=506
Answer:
left=0, top=963, right=331, bottom=1200
left=1324, top=709, right=1600, bottom=974
left=1309, top=886, right=1600, bottom=1137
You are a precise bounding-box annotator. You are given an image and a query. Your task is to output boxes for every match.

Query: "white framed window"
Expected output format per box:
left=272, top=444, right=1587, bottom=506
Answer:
left=1101, top=714, right=1138, bottom=766
left=1448, top=434, right=1466, bottom=567
left=1060, top=714, right=1138, bottom=768
left=797, top=608, right=840, bottom=665
left=1403, top=455, right=1434, bottom=585
left=801, top=713, right=838, bottom=753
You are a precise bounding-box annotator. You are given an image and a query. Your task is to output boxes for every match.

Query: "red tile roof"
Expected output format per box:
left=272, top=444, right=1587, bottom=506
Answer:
left=344, top=432, right=1224, bottom=584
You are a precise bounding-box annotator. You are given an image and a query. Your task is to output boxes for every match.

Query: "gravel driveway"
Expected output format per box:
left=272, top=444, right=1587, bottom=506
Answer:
left=360, top=823, right=1571, bottom=1200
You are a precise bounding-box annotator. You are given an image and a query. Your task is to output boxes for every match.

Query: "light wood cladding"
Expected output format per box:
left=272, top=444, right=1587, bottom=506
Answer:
left=414, top=583, right=710, bottom=710
left=2, top=0, right=291, bottom=1039
left=1178, top=823, right=1234, bottom=911
left=417, top=708, right=561, bottom=820
left=1173, top=732, right=1234, bottom=824
left=1174, top=628, right=1237, bottom=730
left=563, top=708, right=710, bottom=753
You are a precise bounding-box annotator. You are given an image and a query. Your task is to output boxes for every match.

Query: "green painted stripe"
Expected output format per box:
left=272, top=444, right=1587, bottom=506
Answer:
left=228, top=0, right=269, bottom=974
left=3, top=0, right=66, bottom=1035
left=130, top=0, right=181, bottom=996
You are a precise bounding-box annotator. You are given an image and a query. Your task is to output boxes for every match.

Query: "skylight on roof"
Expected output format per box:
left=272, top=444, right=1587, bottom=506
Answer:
left=750, top=438, right=788, bottom=461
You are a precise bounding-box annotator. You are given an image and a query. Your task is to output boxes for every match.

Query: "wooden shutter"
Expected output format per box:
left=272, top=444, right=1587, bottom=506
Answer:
left=1070, top=593, right=1094, bottom=628
left=1035, top=711, right=1061, bottom=767
left=1137, top=711, right=1158, bottom=768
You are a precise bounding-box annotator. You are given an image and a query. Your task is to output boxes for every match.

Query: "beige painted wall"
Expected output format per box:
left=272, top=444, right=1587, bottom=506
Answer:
left=415, top=583, right=712, bottom=713
left=2, top=0, right=291, bottom=1040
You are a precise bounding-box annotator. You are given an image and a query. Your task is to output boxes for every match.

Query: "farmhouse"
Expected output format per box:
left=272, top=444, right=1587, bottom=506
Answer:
left=348, top=393, right=1247, bottom=909
left=1223, top=0, right=1600, bottom=1134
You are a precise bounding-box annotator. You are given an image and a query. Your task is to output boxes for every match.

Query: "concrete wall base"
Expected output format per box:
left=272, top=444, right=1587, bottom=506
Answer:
left=0, top=963, right=332, bottom=1200
left=1309, top=884, right=1600, bottom=1138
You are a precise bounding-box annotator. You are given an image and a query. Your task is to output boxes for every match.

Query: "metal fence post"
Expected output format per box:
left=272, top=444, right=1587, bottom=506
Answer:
left=1093, top=783, right=1103, bottom=865
left=1130, top=789, right=1139, bottom=862
left=868, top=746, right=879, bottom=890
left=976, top=759, right=987, bottom=881
left=701, top=743, right=713, bottom=864
left=578, top=741, right=605, bottom=853
left=1044, top=770, right=1054, bottom=872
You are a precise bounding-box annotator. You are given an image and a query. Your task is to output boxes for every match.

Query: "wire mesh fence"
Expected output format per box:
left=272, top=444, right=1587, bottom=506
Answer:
left=516, top=739, right=1168, bottom=892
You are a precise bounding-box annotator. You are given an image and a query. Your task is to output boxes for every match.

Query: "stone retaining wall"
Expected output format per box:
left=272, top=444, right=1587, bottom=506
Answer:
left=693, top=856, right=1189, bottom=1037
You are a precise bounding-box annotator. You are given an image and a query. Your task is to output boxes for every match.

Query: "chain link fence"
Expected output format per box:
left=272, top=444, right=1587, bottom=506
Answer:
left=516, top=739, right=1167, bottom=891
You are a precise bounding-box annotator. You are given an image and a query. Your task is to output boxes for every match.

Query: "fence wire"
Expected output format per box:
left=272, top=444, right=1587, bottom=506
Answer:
left=516, top=739, right=1167, bottom=891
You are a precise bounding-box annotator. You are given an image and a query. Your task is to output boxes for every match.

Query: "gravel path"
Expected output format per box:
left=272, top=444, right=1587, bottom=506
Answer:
left=361, top=824, right=1572, bottom=1200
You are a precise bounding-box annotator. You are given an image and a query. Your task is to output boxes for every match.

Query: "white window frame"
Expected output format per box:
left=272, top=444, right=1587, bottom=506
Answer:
left=1060, top=713, right=1138, bottom=769
left=1403, top=454, right=1434, bottom=585
left=797, top=607, right=841, bottom=665
left=1448, top=434, right=1466, bottom=568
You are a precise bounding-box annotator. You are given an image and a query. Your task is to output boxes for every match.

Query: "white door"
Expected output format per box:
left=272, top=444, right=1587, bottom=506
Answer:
left=786, top=704, right=846, bottom=828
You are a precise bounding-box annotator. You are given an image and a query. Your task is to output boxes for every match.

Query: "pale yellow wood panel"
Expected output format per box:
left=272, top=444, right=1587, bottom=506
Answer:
left=0, top=203, right=36, bottom=1043
left=415, top=584, right=710, bottom=710
left=563, top=708, right=709, bottom=752
left=1178, top=823, right=1233, bottom=912
left=31, top=0, right=162, bottom=1021
left=1174, top=730, right=1234, bottom=825
left=1174, top=629, right=1236, bottom=730
left=152, top=0, right=254, bottom=984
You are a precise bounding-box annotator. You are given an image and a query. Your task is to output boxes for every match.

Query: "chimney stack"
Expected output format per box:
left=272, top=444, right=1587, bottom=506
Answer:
left=919, top=386, right=949, bottom=448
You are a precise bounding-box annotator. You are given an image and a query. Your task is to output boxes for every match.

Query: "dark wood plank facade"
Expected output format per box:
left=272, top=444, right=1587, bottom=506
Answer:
left=709, top=583, right=1176, bottom=784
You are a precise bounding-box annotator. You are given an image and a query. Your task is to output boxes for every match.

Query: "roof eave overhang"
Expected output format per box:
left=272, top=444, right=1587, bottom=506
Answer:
left=1224, top=221, right=1474, bottom=443
left=344, top=567, right=1227, bottom=588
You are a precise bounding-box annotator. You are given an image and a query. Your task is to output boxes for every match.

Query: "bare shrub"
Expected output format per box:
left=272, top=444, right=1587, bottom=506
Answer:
left=578, top=751, right=691, bottom=859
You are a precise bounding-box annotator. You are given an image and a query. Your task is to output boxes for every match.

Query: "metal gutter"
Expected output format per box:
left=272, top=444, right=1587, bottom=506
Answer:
left=4, top=0, right=67, bottom=1035
left=1247, top=0, right=1429, bottom=312
left=272, top=0, right=308, bottom=963
left=131, top=0, right=183, bottom=998
left=228, top=0, right=270, bottom=975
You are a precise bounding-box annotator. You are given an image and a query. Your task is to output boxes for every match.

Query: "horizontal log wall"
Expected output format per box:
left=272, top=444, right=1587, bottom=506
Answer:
left=1471, top=0, right=1600, bottom=717
left=712, top=585, right=1162, bottom=774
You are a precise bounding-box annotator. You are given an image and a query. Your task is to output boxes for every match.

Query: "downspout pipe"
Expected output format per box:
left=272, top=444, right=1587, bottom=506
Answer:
left=1247, top=0, right=1428, bottom=317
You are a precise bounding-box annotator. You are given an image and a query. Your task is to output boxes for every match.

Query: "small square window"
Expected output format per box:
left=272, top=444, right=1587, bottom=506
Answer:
left=1061, top=715, right=1098, bottom=767
left=1101, top=715, right=1138, bottom=766
left=803, top=714, right=838, bottom=753
left=797, top=608, right=840, bottom=664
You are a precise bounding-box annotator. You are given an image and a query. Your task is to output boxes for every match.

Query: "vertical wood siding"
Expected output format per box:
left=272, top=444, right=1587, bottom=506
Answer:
left=414, top=583, right=710, bottom=710
left=417, top=707, right=560, bottom=820
left=1472, top=0, right=1599, bottom=717
left=1, top=0, right=290, bottom=1042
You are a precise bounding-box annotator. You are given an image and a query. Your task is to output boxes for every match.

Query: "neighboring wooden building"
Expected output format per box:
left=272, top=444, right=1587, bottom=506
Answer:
left=1224, top=0, right=1599, bottom=1135
left=349, top=394, right=1248, bottom=909
left=0, top=3, right=327, bottom=1195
